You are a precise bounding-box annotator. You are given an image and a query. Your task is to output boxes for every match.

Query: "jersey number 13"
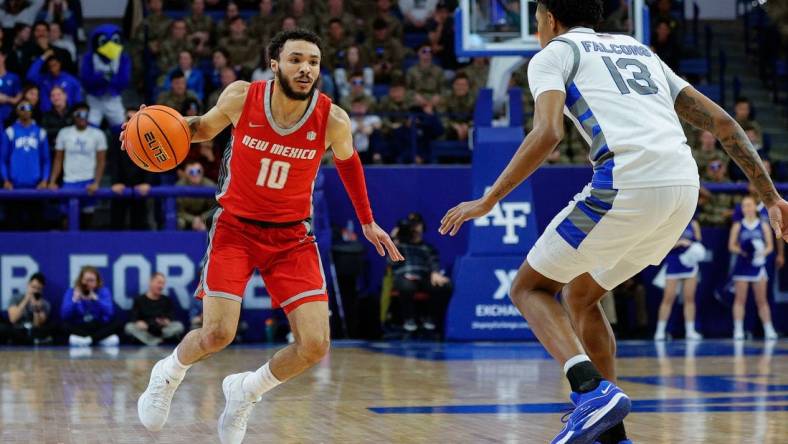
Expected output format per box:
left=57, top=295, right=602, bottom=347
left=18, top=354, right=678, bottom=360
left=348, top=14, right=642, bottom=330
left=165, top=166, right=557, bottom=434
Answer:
left=602, top=56, right=659, bottom=96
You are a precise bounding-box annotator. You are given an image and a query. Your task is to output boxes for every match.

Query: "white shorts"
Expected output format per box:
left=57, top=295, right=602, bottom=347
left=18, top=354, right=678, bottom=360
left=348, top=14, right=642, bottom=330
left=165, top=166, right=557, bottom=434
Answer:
left=87, top=94, right=126, bottom=127
left=527, top=184, right=699, bottom=290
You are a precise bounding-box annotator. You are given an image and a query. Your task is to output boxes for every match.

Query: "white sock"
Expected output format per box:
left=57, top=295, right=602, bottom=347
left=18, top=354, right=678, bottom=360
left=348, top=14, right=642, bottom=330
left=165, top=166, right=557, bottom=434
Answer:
left=656, top=320, right=667, bottom=335
left=763, top=322, right=777, bottom=336
left=562, top=354, right=591, bottom=375
left=243, top=362, right=282, bottom=397
left=734, top=319, right=744, bottom=335
left=685, top=321, right=695, bottom=333
left=164, top=347, right=191, bottom=380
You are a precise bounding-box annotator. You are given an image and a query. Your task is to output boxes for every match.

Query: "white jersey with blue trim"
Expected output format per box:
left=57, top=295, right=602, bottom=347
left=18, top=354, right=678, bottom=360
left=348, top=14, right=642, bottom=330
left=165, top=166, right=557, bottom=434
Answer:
left=527, top=27, right=700, bottom=190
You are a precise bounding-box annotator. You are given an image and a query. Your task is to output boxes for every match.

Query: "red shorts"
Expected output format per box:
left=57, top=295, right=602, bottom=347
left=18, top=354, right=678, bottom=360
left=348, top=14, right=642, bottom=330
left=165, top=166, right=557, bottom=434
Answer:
left=194, top=208, right=328, bottom=314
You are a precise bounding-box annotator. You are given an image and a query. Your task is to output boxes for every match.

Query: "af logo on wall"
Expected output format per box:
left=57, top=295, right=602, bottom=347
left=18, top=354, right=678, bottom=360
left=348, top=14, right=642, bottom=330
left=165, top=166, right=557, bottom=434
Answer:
left=474, top=199, right=532, bottom=244
left=469, top=186, right=537, bottom=253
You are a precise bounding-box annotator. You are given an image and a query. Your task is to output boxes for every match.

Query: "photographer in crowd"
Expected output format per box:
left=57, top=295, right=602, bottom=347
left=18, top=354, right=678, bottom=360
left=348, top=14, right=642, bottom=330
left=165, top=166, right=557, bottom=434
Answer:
left=60, top=265, right=120, bottom=347
left=0, top=272, right=55, bottom=345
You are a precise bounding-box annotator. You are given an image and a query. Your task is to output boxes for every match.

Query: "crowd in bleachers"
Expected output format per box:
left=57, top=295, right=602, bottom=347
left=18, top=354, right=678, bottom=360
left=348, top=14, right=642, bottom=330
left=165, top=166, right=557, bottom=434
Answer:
left=0, top=0, right=784, bottom=232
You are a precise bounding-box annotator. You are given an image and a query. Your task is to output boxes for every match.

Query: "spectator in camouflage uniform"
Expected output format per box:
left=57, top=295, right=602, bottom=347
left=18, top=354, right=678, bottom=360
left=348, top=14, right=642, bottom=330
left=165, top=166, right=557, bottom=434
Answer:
left=367, top=0, right=403, bottom=40
left=334, top=45, right=374, bottom=101
left=176, top=160, right=215, bottom=231
left=697, top=159, right=737, bottom=227
left=323, top=18, right=354, bottom=71
left=406, top=43, right=444, bottom=108
left=185, top=0, right=213, bottom=44
left=322, top=0, right=357, bottom=40
left=131, top=0, right=171, bottom=85
left=376, top=77, right=416, bottom=163
left=157, top=20, right=193, bottom=75
left=280, top=16, right=300, bottom=32
left=733, top=97, right=763, bottom=136
left=157, top=70, right=201, bottom=112
left=184, top=0, right=213, bottom=59
left=438, top=72, right=474, bottom=141
left=133, top=0, right=171, bottom=51
left=339, top=71, right=376, bottom=113
left=285, top=0, right=320, bottom=33
left=215, top=1, right=243, bottom=39
left=218, top=17, right=259, bottom=74
left=248, top=0, right=278, bottom=44
left=460, top=57, right=489, bottom=95
left=364, top=18, right=406, bottom=84
left=693, top=130, right=729, bottom=180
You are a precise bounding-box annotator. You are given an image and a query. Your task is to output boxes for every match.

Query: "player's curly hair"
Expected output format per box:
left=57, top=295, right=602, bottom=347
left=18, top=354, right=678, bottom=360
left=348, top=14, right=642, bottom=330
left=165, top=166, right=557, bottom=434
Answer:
left=267, top=29, right=323, bottom=64
left=536, top=0, right=604, bottom=29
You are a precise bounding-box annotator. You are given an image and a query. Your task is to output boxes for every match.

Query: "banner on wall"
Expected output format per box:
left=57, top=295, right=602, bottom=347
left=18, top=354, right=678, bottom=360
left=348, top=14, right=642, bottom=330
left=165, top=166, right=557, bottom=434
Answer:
left=0, top=232, right=332, bottom=341
left=445, top=255, right=534, bottom=340
left=468, top=127, right=538, bottom=255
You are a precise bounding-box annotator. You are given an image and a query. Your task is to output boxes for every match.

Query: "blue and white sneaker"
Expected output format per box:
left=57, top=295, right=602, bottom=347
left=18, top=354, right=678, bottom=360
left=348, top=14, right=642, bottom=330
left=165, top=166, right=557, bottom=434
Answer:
left=551, top=380, right=631, bottom=444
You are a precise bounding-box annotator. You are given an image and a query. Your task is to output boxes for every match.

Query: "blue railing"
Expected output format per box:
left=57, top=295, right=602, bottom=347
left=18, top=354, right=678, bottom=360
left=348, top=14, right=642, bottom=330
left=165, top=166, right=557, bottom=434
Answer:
left=1, top=181, right=786, bottom=232
left=0, top=186, right=215, bottom=231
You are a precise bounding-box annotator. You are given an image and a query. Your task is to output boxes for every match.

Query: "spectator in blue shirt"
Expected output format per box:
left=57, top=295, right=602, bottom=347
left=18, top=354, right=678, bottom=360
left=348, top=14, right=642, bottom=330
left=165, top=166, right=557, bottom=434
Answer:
left=0, top=48, right=22, bottom=126
left=0, top=100, right=49, bottom=229
left=1, top=100, right=49, bottom=190
left=26, top=50, right=82, bottom=112
left=60, top=266, right=120, bottom=347
left=162, top=50, right=205, bottom=101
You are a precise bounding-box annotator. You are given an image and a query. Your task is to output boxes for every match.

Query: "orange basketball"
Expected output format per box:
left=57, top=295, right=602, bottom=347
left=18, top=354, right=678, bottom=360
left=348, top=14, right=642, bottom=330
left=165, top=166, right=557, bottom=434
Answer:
left=124, top=105, right=191, bottom=172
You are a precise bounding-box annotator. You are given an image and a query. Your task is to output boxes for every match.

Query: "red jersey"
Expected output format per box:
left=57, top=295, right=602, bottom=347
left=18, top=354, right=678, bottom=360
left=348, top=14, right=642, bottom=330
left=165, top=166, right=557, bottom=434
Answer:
left=217, top=80, right=332, bottom=222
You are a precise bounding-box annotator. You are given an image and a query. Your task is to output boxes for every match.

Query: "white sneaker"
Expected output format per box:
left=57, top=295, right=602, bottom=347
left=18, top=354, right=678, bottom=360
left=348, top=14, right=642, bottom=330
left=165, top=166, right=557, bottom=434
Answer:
left=734, top=331, right=745, bottom=341
left=765, top=330, right=778, bottom=340
left=686, top=330, right=703, bottom=341
left=99, top=334, right=120, bottom=347
left=69, top=334, right=92, bottom=347
left=138, top=358, right=183, bottom=431
left=218, top=372, right=261, bottom=444
left=653, top=331, right=666, bottom=341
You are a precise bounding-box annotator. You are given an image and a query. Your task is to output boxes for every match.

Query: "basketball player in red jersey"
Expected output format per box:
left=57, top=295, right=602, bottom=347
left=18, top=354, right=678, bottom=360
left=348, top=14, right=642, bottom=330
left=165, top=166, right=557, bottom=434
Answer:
left=128, top=30, right=403, bottom=444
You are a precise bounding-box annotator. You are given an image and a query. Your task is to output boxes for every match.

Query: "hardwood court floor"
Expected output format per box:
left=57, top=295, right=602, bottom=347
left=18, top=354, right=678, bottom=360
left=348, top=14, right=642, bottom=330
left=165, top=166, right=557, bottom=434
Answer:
left=0, top=340, right=785, bottom=443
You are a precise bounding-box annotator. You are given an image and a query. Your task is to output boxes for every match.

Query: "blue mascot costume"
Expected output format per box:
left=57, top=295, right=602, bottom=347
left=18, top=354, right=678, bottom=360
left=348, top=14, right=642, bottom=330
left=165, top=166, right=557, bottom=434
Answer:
left=80, top=25, right=131, bottom=133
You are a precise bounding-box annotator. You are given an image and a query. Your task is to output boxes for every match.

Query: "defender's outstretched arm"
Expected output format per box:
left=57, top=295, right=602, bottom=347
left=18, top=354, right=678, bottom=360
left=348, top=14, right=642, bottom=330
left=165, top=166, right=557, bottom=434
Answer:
left=439, top=90, right=566, bottom=236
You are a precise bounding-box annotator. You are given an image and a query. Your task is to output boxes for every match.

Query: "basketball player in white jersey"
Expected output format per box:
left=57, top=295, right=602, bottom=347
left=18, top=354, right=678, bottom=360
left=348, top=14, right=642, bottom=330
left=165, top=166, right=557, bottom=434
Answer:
left=439, top=1, right=788, bottom=443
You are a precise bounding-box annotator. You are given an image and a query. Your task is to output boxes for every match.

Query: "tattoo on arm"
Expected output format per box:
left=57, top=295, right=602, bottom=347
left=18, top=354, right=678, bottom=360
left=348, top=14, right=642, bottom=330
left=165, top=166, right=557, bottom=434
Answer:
left=675, top=89, right=779, bottom=206
left=491, top=179, right=518, bottom=201
left=185, top=116, right=202, bottom=139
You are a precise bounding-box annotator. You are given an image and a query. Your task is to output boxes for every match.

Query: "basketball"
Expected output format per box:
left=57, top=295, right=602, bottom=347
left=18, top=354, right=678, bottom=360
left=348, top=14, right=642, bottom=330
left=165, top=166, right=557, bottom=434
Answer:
left=124, top=105, right=191, bottom=172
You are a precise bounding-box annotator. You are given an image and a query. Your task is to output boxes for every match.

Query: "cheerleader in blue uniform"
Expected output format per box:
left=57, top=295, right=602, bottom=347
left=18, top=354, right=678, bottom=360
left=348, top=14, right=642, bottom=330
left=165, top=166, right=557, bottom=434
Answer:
left=654, top=220, right=704, bottom=340
left=729, top=196, right=778, bottom=340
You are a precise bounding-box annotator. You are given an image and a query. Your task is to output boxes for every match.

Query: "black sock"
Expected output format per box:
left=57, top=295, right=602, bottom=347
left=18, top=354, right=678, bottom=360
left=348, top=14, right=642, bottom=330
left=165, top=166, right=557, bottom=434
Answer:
left=566, top=360, right=603, bottom=393
left=598, top=422, right=627, bottom=444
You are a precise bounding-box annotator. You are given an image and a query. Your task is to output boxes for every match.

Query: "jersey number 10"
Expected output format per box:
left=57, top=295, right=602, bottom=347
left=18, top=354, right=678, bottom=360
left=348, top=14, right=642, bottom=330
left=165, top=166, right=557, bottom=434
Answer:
left=256, top=158, right=290, bottom=189
left=602, top=56, right=659, bottom=96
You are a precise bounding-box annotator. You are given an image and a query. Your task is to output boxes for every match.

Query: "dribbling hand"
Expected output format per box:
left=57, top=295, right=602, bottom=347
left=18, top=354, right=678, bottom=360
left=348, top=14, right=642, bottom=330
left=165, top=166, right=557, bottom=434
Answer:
left=439, top=198, right=494, bottom=237
left=119, top=104, right=147, bottom=151
left=768, top=199, right=788, bottom=243
left=362, top=222, right=404, bottom=261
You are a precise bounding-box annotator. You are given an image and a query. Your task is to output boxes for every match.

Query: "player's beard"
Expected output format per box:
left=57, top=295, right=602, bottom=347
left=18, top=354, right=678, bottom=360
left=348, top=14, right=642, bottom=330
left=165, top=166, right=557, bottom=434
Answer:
left=276, top=67, right=318, bottom=101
